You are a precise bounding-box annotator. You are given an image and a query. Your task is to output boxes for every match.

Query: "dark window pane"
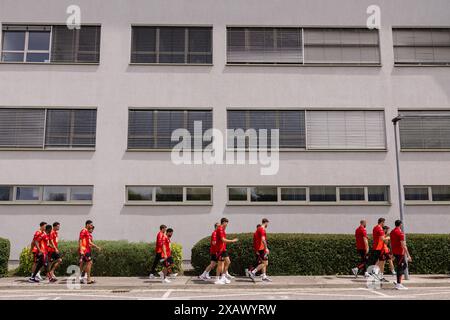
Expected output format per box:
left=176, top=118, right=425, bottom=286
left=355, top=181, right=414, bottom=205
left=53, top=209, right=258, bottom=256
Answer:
left=0, top=186, right=12, bottom=201
left=127, top=187, right=153, bottom=201
left=186, top=187, right=211, bottom=201
left=309, top=186, right=336, bottom=202
left=250, top=187, right=278, bottom=202
left=228, top=187, right=247, bottom=201
left=28, top=31, right=50, bottom=50
left=155, top=111, right=184, bottom=148
left=281, top=188, right=306, bottom=201
left=71, top=186, right=93, bottom=201
left=2, top=31, right=25, bottom=50
left=404, top=187, right=429, bottom=201
left=155, top=187, right=183, bottom=202
left=1, top=52, right=24, bottom=62
left=432, top=186, right=450, bottom=201
left=0, top=108, right=45, bottom=148
left=43, top=186, right=68, bottom=201
left=51, top=25, right=100, bottom=63
left=368, top=186, right=389, bottom=202
left=16, top=187, right=40, bottom=201
left=26, top=52, right=49, bottom=62
left=128, top=110, right=154, bottom=149
left=339, top=187, right=365, bottom=201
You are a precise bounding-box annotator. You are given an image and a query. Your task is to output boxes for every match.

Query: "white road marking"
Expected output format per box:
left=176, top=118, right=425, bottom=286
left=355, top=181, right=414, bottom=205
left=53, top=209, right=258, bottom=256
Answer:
left=162, top=289, right=173, bottom=299
left=363, top=288, right=393, bottom=297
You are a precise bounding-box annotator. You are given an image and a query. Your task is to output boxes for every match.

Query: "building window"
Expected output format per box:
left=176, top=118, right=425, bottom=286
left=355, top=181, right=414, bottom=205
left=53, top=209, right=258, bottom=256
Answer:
left=393, top=28, right=450, bottom=65
left=227, top=110, right=306, bottom=149
left=227, top=186, right=390, bottom=205
left=303, top=28, right=380, bottom=64
left=306, top=110, right=386, bottom=150
left=227, top=27, right=303, bottom=64
left=127, top=109, right=212, bottom=150
left=126, top=186, right=212, bottom=205
left=405, top=186, right=450, bottom=204
left=226, top=27, right=380, bottom=65
left=0, top=108, right=97, bottom=149
left=0, top=185, right=93, bottom=204
left=131, top=26, right=212, bottom=64
left=399, top=111, right=450, bottom=150
left=1, top=25, right=101, bottom=64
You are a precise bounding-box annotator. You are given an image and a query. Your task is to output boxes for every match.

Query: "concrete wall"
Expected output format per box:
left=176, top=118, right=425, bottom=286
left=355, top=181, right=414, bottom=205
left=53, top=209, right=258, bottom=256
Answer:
left=0, top=0, right=449, bottom=260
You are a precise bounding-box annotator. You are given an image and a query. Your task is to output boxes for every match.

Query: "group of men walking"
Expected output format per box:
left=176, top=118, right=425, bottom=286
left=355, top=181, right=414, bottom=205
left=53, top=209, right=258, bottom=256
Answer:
left=198, top=218, right=271, bottom=285
left=353, top=218, right=412, bottom=290
left=27, top=217, right=411, bottom=289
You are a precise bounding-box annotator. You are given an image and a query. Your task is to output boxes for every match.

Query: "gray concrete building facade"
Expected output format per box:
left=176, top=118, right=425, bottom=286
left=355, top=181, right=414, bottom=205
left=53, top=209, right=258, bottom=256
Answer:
left=1, top=0, right=450, bottom=260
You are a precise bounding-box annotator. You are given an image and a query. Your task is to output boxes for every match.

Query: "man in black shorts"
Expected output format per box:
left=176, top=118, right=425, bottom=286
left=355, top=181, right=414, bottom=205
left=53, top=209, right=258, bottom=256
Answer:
left=199, top=222, right=219, bottom=281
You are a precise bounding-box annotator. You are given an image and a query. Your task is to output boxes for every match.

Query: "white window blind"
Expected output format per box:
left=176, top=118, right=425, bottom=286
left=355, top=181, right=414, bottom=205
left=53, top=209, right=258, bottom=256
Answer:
left=0, top=108, right=45, bottom=148
left=227, top=27, right=303, bottom=64
left=306, top=110, right=386, bottom=149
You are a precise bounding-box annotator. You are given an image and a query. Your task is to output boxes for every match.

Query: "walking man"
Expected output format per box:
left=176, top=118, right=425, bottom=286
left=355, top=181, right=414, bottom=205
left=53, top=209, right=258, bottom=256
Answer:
left=248, top=219, right=271, bottom=282
left=199, top=222, right=219, bottom=281
left=352, top=220, right=369, bottom=277
left=149, top=225, right=167, bottom=279
left=47, top=222, right=63, bottom=282
left=390, top=220, right=412, bottom=290
left=214, top=218, right=238, bottom=285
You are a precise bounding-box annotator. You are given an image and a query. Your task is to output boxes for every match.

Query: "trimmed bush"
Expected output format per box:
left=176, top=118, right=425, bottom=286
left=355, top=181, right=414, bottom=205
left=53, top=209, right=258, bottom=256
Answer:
left=15, top=240, right=182, bottom=277
left=0, top=238, right=10, bottom=277
left=191, top=233, right=450, bottom=275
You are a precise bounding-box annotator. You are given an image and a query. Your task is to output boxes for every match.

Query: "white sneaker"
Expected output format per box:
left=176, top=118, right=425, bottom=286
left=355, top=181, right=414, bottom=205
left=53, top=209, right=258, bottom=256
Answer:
left=223, top=277, right=231, bottom=284
left=158, top=271, right=164, bottom=280
left=249, top=271, right=256, bottom=281
left=351, top=268, right=358, bottom=277
left=162, top=278, right=171, bottom=283
left=36, top=273, right=43, bottom=281
left=395, top=283, right=408, bottom=290
left=214, top=278, right=226, bottom=285
left=225, top=272, right=235, bottom=279
left=245, top=269, right=250, bottom=277
left=205, top=274, right=211, bottom=280
left=149, top=273, right=155, bottom=279
left=262, top=276, right=272, bottom=282
left=198, top=274, right=208, bottom=281
left=169, top=273, right=178, bottom=279
left=364, top=272, right=370, bottom=278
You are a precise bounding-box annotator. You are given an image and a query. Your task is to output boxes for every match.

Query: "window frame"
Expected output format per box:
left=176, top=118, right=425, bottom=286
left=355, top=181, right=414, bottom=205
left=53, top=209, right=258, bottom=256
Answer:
left=1, top=24, right=101, bottom=65
left=404, top=185, right=450, bottom=205
left=125, top=185, right=213, bottom=206
left=392, top=27, right=450, bottom=67
left=0, top=185, right=93, bottom=205
left=127, top=107, right=213, bottom=151
left=129, top=25, right=213, bottom=66
left=227, top=186, right=390, bottom=206
left=0, top=107, right=97, bottom=150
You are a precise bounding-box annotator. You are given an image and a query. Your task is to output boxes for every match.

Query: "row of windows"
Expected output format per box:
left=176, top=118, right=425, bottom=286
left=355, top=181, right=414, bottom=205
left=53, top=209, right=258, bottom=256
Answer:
left=1, top=108, right=450, bottom=150
left=2, top=25, right=450, bottom=65
left=1, top=185, right=450, bottom=205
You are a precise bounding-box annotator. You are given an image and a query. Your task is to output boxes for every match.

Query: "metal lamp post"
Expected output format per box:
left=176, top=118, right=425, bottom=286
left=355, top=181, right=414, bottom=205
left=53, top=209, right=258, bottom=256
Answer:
left=391, top=115, right=410, bottom=280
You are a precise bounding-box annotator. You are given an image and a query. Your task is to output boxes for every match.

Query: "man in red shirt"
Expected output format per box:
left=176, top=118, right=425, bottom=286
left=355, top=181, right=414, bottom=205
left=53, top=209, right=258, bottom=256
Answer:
left=369, top=217, right=389, bottom=282
left=248, top=219, right=271, bottom=282
left=79, top=220, right=100, bottom=284
left=29, top=222, right=47, bottom=283
left=47, top=222, right=63, bottom=282
left=214, top=218, right=238, bottom=285
left=149, top=225, right=167, bottom=279
left=199, top=222, right=219, bottom=281
left=160, top=228, right=175, bottom=283
left=390, top=220, right=412, bottom=290
left=352, top=220, right=369, bottom=278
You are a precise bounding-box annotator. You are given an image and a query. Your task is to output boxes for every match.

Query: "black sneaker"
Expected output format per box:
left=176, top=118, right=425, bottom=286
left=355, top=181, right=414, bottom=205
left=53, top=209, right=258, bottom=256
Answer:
left=28, top=277, right=39, bottom=283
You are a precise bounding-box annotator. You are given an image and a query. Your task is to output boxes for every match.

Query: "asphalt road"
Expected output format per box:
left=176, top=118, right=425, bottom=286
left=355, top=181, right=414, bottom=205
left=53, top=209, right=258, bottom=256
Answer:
left=2, top=286, right=450, bottom=300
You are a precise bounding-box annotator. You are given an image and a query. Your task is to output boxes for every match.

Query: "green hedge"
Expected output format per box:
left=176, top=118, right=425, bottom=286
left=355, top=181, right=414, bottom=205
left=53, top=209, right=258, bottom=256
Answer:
left=191, top=233, right=450, bottom=275
left=15, top=240, right=182, bottom=277
left=0, top=238, right=10, bottom=277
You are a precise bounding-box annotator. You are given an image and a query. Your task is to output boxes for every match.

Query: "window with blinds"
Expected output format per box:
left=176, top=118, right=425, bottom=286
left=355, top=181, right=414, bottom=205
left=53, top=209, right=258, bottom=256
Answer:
left=131, top=26, right=212, bottom=64
left=393, top=28, right=450, bottom=65
left=227, top=27, right=303, bottom=64
left=0, top=108, right=96, bottom=149
left=399, top=111, right=450, bottom=149
left=51, top=25, right=101, bottom=63
left=303, top=28, right=380, bottom=64
left=128, top=109, right=213, bottom=149
left=306, top=110, right=386, bottom=149
left=0, top=108, right=45, bottom=148
left=45, top=109, right=97, bottom=148
left=1, top=25, right=101, bottom=63
left=227, top=110, right=306, bottom=149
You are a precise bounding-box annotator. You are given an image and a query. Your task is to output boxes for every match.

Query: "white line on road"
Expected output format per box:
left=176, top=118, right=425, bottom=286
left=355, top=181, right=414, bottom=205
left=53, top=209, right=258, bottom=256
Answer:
left=162, top=289, right=173, bottom=299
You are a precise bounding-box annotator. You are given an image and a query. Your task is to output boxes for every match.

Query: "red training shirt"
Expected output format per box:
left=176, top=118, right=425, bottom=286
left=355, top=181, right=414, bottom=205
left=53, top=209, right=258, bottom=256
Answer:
left=210, top=230, right=217, bottom=254
left=390, top=227, right=405, bottom=255
left=215, top=225, right=226, bottom=253
left=156, top=231, right=165, bottom=254
left=355, top=225, right=368, bottom=250
left=253, top=226, right=267, bottom=252
left=372, top=225, right=385, bottom=251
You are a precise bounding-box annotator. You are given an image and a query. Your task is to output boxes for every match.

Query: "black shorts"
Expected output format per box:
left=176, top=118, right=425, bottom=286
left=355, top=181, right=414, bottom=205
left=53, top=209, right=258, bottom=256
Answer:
left=80, top=252, right=92, bottom=262
left=210, top=253, right=218, bottom=262
left=257, top=250, right=269, bottom=262
left=217, top=250, right=229, bottom=261
left=33, top=252, right=47, bottom=266
left=49, top=252, right=61, bottom=262
left=371, top=250, right=382, bottom=262
left=163, top=256, right=174, bottom=268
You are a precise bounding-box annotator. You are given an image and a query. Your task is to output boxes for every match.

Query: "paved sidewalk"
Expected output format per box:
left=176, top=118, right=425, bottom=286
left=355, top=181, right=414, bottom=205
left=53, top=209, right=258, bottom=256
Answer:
left=1, top=275, right=449, bottom=290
